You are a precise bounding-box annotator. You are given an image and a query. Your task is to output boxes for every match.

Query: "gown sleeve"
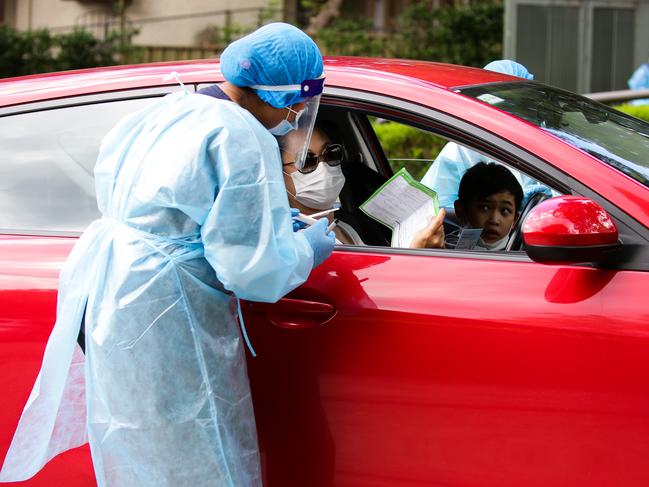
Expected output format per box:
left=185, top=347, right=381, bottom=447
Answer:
left=420, top=142, right=477, bottom=208
left=200, top=115, right=314, bottom=303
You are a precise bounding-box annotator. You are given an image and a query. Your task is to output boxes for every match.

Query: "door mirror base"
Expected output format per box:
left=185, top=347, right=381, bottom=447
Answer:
left=525, top=242, right=622, bottom=265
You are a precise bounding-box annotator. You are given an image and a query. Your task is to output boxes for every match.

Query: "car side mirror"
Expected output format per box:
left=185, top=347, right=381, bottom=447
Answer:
left=523, top=196, right=620, bottom=265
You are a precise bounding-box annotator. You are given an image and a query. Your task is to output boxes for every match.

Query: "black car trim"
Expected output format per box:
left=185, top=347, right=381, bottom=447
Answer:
left=335, top=242, right=533, bottom=261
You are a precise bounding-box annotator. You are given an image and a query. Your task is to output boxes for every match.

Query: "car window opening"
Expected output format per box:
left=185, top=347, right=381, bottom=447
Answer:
left=458, top=82, right=649, bottom=189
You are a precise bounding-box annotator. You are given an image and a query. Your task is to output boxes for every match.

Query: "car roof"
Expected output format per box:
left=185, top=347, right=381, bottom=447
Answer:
left=0, top=56, right=514, bottom=108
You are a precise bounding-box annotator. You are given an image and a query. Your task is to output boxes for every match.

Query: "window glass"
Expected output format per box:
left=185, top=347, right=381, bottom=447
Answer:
left=458, top=81, right=649, bottom=189
left=362, top=114, right=559, bottom=251
left=0, top=97, right=157, bottom=233
left=369, top=116, right=446, bottom=181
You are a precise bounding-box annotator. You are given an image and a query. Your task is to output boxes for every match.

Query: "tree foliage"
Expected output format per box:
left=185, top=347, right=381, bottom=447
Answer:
left=314, top=0, right=503, bottom=67
left=0, top=25, right=138, bottom=79
left=315, top=18, right=392, bottom=57
left=57, top=30, right=120, bottom=71
left=372, top=120, right=447, bottom=180
left=396, top=1, right=503, bottom=66
left=197, top=0, right=281, bottom=47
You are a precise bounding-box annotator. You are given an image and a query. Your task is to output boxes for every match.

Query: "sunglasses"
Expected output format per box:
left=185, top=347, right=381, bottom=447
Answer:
left=283, top=143, right=344, bottom=174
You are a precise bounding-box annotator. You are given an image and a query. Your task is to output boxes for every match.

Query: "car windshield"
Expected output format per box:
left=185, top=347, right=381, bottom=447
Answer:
left=457, top=82, right=649, bottom=189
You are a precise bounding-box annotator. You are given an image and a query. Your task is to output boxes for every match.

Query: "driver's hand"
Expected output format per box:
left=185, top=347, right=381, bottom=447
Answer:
left=410, top=208, right=446, bottom=249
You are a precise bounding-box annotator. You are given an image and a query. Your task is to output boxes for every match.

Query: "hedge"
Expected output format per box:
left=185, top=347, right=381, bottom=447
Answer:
left=315, top=0, right=503, bottom=68
left=372, top=120, right=447, bottom=180
left=0, top=25, right=138, bottom=79
left=614, top=104, right=649, bottom=123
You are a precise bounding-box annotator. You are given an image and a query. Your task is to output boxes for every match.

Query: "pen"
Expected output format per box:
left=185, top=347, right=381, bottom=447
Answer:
left=293, top=213, right=342, bottom=245
left=294, top=213, right=319, bottom=226
left=294, top=210, right=337, bottom=226
left=309, top=208, right=339, bottom=219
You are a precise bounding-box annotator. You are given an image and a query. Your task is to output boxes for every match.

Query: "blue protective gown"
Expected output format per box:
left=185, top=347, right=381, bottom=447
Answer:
left=0, top=90, right=314, bottom=486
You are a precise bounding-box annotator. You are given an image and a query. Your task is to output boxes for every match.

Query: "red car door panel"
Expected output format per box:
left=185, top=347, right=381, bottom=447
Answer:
left=0, top=236, right=95, bottom=486
left=3, top=240, right=648, bottom=487
left=246, top=249, right=649, bottom=487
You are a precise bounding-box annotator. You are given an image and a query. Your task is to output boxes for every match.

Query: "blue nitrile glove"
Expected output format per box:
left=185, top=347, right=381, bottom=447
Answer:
left=291, top=208, right=307, bottom=232
left=302, top=218, right=335, bottom=267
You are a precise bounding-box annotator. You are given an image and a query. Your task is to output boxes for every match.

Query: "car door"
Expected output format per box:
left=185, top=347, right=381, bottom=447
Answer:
left=0, top=88, right=178, bottom=486
left=244, top=90, right=649, bottom=487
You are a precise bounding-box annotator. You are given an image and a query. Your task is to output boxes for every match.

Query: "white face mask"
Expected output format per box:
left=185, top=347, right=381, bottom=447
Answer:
left=477, top=233, right=510, bottom=251
left=286, top=163, right=346, bottom=210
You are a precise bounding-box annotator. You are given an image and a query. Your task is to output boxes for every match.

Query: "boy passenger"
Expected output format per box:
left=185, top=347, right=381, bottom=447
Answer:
left=445, top=162, right=523, bottom=251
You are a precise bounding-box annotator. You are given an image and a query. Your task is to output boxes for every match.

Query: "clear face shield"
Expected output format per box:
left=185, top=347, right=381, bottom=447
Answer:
left=285, top=93, right=321, bottom=172
left=253, top=75, right=325, bottom=172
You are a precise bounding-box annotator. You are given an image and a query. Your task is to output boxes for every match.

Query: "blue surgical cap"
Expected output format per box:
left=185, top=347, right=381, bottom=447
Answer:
left=220, top=23, right=324, bottom=109
left=484, top=60, right=534, bottom=80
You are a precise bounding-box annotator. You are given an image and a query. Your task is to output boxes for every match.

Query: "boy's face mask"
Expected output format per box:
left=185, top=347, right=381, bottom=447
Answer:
left=477, top=234, right=510, bottom=250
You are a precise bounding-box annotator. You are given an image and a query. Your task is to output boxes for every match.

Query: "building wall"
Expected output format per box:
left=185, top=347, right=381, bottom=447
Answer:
left=505, top=0, right=649, bottom=93
left=6, top=0, right=96, bottom=31
left=126, top=0, right=279, bottom=46
left=4, top=0, right=279, bottom=47
left=636, top=1, right=649, bottom=68
left=340, top=0, right=460, bottom=31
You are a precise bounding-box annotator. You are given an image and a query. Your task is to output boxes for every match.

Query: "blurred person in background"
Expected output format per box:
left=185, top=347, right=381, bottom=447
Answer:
left=628, top=61, right=649, bottom=105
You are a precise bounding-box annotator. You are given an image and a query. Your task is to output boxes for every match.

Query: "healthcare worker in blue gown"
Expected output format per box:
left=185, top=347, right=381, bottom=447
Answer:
left=628, top=61, right=649, bottom=105
left=420, top=60, right=553, bottom=208
left=0, top=23, right=334, bottom=487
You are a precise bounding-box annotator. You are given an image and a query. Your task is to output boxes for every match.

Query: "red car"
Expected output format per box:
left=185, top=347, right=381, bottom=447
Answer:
left=1, top=57, right=648, bottom=487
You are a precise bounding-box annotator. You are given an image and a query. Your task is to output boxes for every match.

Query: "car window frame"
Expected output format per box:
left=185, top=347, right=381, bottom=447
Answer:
left=321, top=87, right=649, bottom=270
left=0, top=85, right=188, bottom=237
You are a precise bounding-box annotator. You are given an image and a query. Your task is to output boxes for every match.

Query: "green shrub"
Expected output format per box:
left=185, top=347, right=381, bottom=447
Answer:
left=0, top=26, right=56, bottom=77
left=372, top=120, right=446, bottom=180
left=614, top=104, right=649, bottom=123
left=315, top=18, right=393, bottom=57
left=57, top=29, right=119, bottom=71
left=0, top=25, right=26, bottom=77
left=20, top=29, right=57, bottom=76
left=395, top=1, right=503, bottom=67
left=0, top=25, right=138, bottom=78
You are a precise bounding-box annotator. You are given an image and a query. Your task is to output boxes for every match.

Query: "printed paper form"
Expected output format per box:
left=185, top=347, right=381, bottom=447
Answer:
left=360, top=168, right=439, bottom=247
left=391, top=198, right=437, bottom=247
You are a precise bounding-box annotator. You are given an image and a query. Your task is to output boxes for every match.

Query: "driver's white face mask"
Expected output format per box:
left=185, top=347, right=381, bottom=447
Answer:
left=286, top=163, right=346, bottom=210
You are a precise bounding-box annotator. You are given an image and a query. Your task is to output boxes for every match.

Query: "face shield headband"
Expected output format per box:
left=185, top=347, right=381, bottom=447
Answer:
left=252, top=75, right=325, bottom=172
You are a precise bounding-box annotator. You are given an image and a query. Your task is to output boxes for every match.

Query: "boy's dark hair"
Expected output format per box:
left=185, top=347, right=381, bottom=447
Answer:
left=457, top=162, right=524, bottom=211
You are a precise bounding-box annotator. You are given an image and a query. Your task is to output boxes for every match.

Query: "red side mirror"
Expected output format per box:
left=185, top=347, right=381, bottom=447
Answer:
left=523, top=196, right=619, bottom=265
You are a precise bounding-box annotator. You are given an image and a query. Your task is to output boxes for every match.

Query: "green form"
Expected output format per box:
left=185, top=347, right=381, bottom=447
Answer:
left=360, top=168, right=439, bottom=247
